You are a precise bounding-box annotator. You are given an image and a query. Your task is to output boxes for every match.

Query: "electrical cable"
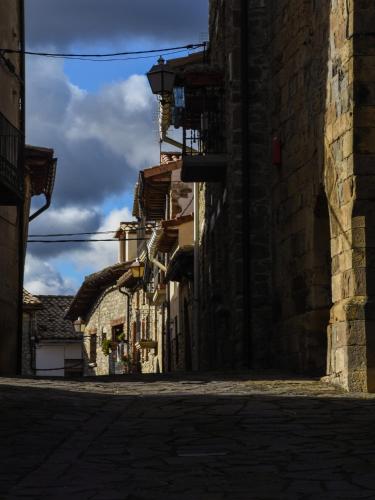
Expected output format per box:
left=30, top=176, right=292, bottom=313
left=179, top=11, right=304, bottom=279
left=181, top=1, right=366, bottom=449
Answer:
left=27, top=237, right=150, bottom=243
left=31, top=361, right=83, bottom=372
left=40, top=49, right=193, bottom=63
left=29, top=226, right=155, bottom=237
left=1, top=43, right=205, bottom=59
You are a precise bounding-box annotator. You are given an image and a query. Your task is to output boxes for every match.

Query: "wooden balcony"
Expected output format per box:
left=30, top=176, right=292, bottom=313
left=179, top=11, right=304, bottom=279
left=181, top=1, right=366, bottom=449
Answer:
left=181, top=154, right=227, bottom=182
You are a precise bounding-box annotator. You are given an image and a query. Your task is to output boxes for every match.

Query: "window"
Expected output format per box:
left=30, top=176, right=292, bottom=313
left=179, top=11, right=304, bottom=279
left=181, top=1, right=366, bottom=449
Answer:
left=89, top=334, right=97, bottom=364
left=112, top=323, right=125, bottom=342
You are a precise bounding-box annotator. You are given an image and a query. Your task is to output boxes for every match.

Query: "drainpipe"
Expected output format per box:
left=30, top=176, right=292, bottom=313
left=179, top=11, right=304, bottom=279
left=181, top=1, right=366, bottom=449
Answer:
left=29, top=193, right=51, bottom=222
left=241, top=0, right=251, bottom=367
left=151, top=258, right=167, bottom=273
left=166, top=285, right=171, bottom=372
left=16, top=0, right=26, bottom=375
left=193, top=182, right=199, bottom=370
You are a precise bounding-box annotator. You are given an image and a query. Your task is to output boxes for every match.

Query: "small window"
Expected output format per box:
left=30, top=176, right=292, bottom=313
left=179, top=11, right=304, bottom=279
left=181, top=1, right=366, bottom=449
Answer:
left=89, top=334, right=97, bottom=364
left=112, top=323, right=125, bottom=342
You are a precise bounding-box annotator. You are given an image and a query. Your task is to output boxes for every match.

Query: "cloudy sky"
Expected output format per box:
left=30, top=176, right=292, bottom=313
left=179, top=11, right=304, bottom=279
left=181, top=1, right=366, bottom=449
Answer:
left=25, top=0, right=208, bottom=295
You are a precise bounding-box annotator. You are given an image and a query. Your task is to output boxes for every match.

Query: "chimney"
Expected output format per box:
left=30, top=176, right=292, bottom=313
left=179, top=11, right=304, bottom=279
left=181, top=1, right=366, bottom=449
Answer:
left=126, top=229, right=137, bottom=261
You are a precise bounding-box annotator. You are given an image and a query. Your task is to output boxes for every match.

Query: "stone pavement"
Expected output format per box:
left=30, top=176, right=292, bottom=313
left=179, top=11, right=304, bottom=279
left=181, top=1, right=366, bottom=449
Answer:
left=1, top=372, right=375, bottom=499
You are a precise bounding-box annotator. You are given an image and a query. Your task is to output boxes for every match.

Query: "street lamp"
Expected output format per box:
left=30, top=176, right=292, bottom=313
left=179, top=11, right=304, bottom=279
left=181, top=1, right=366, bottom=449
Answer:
left=130, top=259, right=145, bottom=279
left=147, top=56, right=176, bottom=95
left=73, top=316, right=85, bottom=333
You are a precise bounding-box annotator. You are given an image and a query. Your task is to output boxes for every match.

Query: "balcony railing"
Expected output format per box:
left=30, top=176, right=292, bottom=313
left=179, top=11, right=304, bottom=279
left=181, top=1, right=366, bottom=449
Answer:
left=0, top=111, right=23, bottom=204
left=177, top=86, right=227, bottom=182
left=180, top=86, right=225, bottom=156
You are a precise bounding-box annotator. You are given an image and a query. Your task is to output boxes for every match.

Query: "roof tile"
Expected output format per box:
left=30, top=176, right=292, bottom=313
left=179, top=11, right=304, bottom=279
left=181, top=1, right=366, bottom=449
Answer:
left=35, top=295, right=79, bottom=340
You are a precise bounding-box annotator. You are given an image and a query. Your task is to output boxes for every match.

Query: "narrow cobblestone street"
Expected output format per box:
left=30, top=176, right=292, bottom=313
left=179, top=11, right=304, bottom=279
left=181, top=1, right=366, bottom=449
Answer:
left=1, top=372, right=375, bottom=499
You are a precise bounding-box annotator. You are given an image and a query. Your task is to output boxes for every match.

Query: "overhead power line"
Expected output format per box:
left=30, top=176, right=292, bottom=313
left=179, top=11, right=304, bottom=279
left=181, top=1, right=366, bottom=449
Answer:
left=1, top=43, right=205, bottom=59
left=53, top=49, right=192, bottom=63
left=27, top=237, right=150, bottom=243
left=29, top=226, right=155, bottom=237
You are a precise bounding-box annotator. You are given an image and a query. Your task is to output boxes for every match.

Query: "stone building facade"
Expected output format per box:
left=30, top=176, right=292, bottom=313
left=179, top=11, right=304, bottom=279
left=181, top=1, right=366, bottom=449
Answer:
left=0, top=0, right=25, bottom=374
left=144, top=0, right=375, bottom=390
left=127, top=287, right=163, bottom=374
left=188, top=0, right=375, bottom=391
left=0, top=2, right=56, bottom=375
left=82, top=286, right=129, bottom=376
left=129, top=156, right=194, bottom=373
left=65, top=263, right=131, bottom=376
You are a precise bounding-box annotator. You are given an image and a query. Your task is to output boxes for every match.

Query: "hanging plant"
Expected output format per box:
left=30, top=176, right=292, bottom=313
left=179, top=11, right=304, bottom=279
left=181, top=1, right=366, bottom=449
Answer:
left=101, top=338, right=113, bottom=356
left=116, top=332, right=126, bottom=342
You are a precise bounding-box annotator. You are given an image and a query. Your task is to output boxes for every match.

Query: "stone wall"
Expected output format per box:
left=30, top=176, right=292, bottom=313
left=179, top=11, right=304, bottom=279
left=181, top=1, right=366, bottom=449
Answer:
left=0, top=0, right=23, bottom=375
left=198, top=0, right=375, bottom=390
left=169, top=280, right=193, bottom=371
left=128, top=288, right=164, bottom=374
left=269, top=0, right=375, bottom=391
left=353, top=2, right=375, bottom=391
left=198, top=0, right=272, bottom=370
left=22, top=312, right=34, bottom=376
left=270, top=0, right=332, bottom=375
left=83, top=286, right=128, bottom=376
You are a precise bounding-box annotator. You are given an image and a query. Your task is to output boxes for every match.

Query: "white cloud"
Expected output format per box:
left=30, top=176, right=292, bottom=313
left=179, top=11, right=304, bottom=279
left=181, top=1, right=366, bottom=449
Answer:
left=65, top=74, right=157, bottom=167
left=23, top=0, right=207, bottom=296
left=28, top=205, right=101, bottom=258
left=26, top=57, right=159, bottom=207
left=25, top=203, right=135, bottom=294
left=71, top=205, right=134, bottom=271
left=24, top=255, right=77, bottom=295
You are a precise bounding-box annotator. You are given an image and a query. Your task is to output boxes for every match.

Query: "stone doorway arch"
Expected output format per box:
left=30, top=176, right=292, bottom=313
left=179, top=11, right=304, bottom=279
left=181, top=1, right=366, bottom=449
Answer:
left=308, top=190, right=332, bottom=375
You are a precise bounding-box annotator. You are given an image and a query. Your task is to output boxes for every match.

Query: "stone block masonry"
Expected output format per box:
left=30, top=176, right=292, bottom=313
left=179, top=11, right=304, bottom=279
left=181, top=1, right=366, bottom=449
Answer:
left=198, top=0, right=375, bottom=391
left=83, top=287, right=128, bottom=376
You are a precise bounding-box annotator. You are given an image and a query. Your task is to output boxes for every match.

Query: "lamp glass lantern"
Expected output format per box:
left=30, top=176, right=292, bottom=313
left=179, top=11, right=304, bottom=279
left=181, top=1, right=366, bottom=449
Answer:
left=130, top=259, right=145, bottom=279
left=147, top=56, right=176, bottom=95
left=73, top=316, right=85, bottom=333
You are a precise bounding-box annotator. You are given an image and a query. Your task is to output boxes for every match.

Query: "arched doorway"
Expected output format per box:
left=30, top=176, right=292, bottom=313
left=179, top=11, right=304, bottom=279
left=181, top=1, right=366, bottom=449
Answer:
left=308, top=190, right=331, bottom=375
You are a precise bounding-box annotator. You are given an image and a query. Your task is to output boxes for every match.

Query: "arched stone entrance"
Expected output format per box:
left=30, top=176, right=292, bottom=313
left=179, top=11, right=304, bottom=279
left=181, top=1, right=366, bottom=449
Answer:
left=308, top=191, right=332, bottom=375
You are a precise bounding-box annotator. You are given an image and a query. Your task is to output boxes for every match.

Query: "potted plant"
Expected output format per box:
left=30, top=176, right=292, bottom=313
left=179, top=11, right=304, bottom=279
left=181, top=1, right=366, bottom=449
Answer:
left=121, top=354, right=132, bottom=373
left=101, top=338, right=113, bottom=356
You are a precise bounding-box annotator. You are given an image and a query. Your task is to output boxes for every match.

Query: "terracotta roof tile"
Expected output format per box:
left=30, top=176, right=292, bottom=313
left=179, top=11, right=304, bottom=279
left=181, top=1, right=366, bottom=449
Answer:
left=160, top=152, right=181, bottom=164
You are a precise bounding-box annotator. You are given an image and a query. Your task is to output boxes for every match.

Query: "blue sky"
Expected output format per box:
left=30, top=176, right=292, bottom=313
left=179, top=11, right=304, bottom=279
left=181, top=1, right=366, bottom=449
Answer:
left=24, top=0, right=208, bottom=295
